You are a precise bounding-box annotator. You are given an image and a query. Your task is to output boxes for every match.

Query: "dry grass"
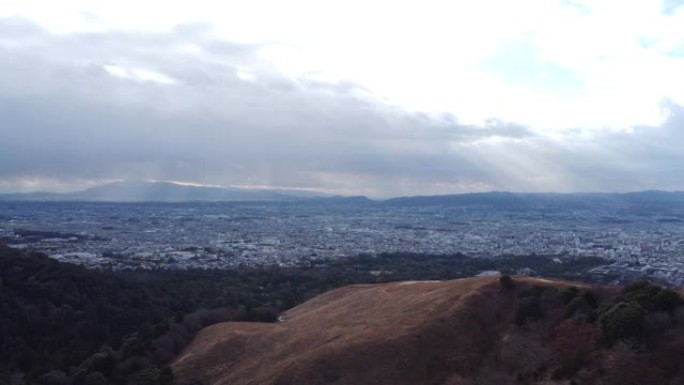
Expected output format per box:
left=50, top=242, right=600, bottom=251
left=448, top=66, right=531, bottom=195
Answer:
left=170, top=276, right=639, bottom=385
left=173, top=276, right=510, bottom=385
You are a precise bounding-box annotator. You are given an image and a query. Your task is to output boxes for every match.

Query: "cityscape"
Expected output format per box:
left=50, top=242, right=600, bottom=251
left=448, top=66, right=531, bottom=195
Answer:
left=2, top=199, right=684, bottom=286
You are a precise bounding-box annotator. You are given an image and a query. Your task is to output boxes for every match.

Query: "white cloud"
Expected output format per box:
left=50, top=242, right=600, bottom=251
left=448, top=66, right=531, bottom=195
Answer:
left=3, top=0, right=684, bottom=131
left=103, top=64, right=177, bottom=84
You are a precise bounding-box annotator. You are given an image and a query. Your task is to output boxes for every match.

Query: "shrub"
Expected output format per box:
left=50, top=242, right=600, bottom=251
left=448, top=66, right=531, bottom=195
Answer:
left=516, top=296, right=545, bottom=326
left=499, top=275, right=516, bottom=291
left=83, top=372, right=108, bottom=385
left=156, top=366, right=173, bottom=385
left=518, top=285, right=546, bottom=299
left=37, top=370, right=69, bottom=385
left=622, top=280, right=651, bottom=294
left=551, top=354, right=586, bottom=380
left=644, top=311, right=672, bottom=333
left=622, top=281, right=683, bottom=312
left=580, top=290, right=598, bottom=308
left=598, top=302, right=646, bottom=343
left=557, top=287, right=579, bottom=305
left=650, top=289, right=683, bottom=313
left=564, top=296, right=592, bottom=320
left=79, top=348, right=117, bottom=377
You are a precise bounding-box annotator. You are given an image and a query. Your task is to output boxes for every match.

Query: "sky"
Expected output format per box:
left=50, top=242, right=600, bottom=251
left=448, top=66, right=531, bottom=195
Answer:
left=1, top=0, right=684, bottom=197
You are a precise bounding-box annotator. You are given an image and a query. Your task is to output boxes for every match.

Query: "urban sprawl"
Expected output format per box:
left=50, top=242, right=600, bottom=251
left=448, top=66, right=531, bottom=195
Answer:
left=2, top=201, right=684, bottom=286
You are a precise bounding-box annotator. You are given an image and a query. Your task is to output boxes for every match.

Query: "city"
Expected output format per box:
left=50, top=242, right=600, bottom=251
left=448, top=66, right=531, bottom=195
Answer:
left=2, top=200, right=684, bottom=286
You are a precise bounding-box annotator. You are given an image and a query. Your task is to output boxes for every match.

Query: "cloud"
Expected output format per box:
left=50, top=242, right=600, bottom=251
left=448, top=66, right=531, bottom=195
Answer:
left=453, top=102, right=684, bottom=193
left=2, top=4, right=684, bottom=197
left=0, top=17, right=537, bottom=196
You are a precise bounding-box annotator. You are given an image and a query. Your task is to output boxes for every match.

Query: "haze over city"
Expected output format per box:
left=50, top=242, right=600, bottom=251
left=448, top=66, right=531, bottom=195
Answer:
left=2, top=0, right=684, bottom=197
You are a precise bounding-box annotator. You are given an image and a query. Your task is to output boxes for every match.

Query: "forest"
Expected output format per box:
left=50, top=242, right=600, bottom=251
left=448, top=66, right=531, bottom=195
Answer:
left=0, top=243, right=608, bottom=385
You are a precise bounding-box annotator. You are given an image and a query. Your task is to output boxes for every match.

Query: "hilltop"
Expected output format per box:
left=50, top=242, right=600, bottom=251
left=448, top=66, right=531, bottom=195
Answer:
left=173, top=276, right=684, bottom=385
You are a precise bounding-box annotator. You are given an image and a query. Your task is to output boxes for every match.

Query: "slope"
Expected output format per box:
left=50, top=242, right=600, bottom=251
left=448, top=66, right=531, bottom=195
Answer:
left=172, top=276, right=684, bottom=385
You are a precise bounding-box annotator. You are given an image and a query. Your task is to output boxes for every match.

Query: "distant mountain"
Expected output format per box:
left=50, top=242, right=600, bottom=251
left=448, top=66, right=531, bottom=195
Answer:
left=0, top=191, right=65, bottom=201
left=383, top=190, right=684, bottom=211
left=3, top=185, right=684, bottom=206
left=0, top=181, right=332, bottom=202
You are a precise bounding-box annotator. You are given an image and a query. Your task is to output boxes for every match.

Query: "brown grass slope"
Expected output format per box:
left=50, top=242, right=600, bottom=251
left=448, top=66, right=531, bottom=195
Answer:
left=172, top=276, right=684, bottom=385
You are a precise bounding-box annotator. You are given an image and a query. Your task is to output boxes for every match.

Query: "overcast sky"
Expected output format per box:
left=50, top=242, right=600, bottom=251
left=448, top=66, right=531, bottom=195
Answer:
left=1, top=0, right=684, bottom=197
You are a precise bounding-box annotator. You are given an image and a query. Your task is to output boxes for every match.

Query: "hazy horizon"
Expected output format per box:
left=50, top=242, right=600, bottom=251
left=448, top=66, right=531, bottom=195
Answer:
left=2, top=179, right=684, bottom=200
left=2, top=1, right=684, bottom=197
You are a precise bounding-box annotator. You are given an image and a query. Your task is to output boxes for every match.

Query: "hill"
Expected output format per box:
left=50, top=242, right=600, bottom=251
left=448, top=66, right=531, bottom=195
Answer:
left=0, top=181, right=331, bottom=202
left=383, top=190, right=684, bottom=212
left=173, top=276, right=684, bottom=385
left=4, top=184, right=684, bottom=209
left=0, top=242, right=610, bottom=385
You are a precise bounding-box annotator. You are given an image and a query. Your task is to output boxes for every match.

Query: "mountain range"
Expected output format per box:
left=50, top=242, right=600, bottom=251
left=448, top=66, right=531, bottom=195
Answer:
left=0, top=181, right=330, bottom=202
left=2, top=181, right=684, bottom=209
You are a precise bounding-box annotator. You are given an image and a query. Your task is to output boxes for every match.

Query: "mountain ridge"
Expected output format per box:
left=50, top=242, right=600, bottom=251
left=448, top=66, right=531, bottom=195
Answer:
left=3, top=181, right=684, bottom=205
left=0, top=181, right=333, bottom=202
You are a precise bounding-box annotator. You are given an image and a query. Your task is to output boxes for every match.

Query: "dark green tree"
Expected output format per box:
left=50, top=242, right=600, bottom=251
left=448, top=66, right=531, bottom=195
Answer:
left=599, top=302, right=646, bottom=343
left=157, top=367, right=174, bottom=385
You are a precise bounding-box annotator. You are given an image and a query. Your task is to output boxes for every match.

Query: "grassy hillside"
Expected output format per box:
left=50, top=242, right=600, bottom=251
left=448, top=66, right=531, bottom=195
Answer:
left=173, top=276, right=684, bottom=385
